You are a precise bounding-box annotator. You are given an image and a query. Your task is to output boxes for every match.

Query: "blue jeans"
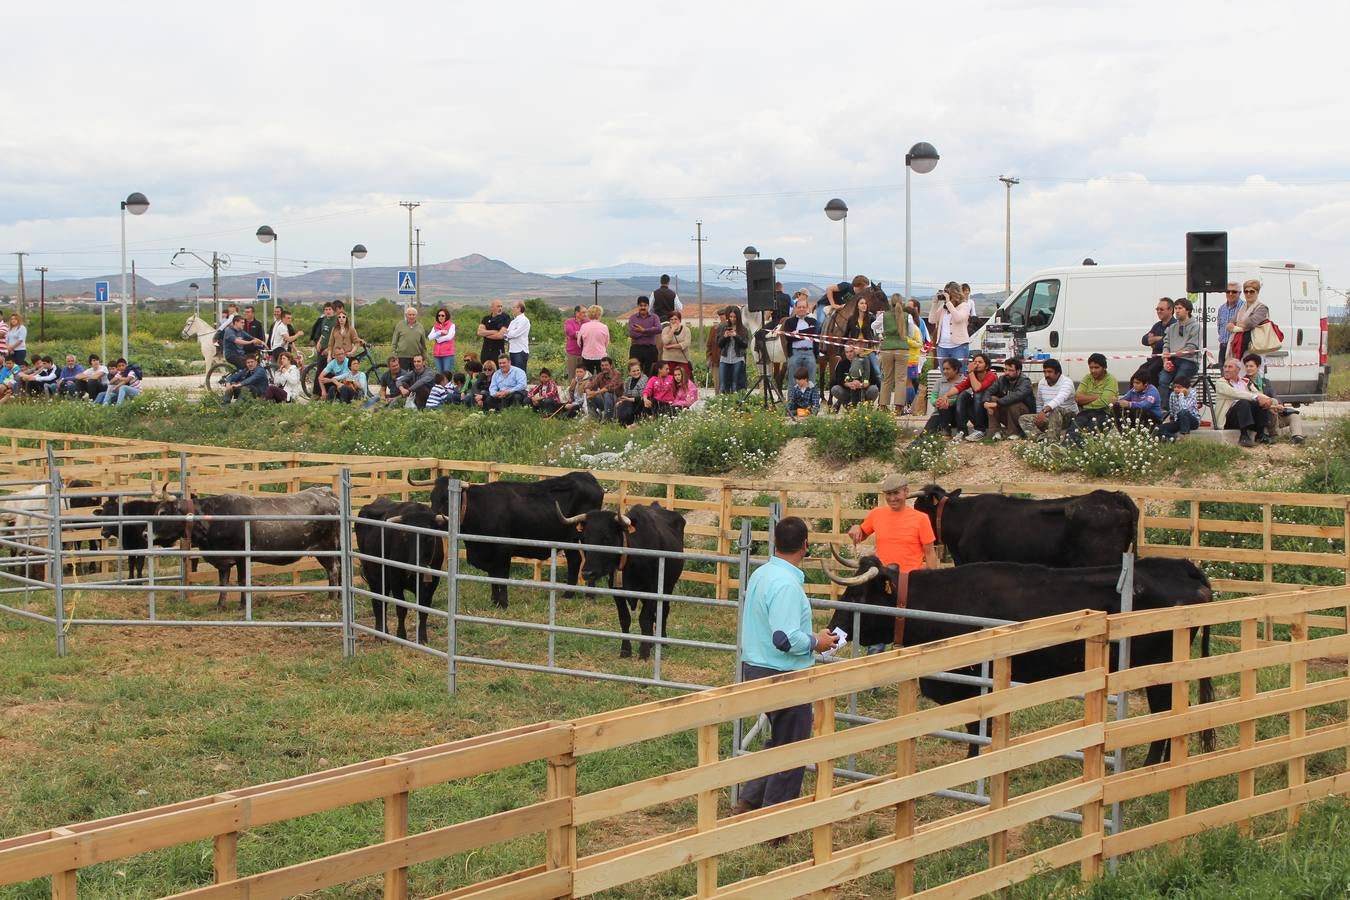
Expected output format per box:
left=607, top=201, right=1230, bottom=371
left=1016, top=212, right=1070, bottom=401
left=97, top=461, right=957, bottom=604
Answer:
left=936, top=344, right=969, bottom=373
left=787, top=349, right=816, bottom=385
left=719, top=361, right=746, bottom=394
left=509, top=351, right=529, bottom=375
left=955, top=390, right=988, bottom=434
left=434, top=355, right=455, bottom=375
left=1159, top=411, right=1200, bottom=438
left=99, top=385, right=140, bottom=406
left=588, top=392, right=616, bottom=420
left=1157, top=357, right=1197, bottom=397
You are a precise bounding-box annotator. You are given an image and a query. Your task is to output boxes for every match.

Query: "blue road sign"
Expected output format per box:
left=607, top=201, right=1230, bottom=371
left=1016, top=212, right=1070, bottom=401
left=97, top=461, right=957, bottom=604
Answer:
left=94, top=281, right=110, bottom=303
left=397, top=270, right=417, bottom=295
left=256, top=276, right=273, bottom=301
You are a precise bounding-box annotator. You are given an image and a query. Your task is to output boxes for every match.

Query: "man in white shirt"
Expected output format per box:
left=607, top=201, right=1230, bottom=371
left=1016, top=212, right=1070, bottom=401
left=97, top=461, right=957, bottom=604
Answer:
left=1018, top=358, right=1077, bottom=442
left=269, top=309, right=296, bottom=363
left=506, top=301, right=531, bottom=375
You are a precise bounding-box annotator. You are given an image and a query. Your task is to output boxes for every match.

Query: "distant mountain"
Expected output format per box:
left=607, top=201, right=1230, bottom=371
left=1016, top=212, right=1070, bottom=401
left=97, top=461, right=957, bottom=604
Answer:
left=0, top=253, right=834, bottom=314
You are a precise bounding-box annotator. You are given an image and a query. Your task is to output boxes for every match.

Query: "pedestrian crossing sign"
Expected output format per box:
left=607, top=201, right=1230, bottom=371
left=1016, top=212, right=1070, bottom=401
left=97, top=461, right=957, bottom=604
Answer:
left=398, top=270, right=417, bottom=295
left=256, top=277, right=272, bottom=300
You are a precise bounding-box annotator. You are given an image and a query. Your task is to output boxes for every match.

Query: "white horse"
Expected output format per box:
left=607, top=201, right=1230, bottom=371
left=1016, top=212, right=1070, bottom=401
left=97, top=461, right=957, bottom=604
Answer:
left=182, top=314, right=219, bottom=370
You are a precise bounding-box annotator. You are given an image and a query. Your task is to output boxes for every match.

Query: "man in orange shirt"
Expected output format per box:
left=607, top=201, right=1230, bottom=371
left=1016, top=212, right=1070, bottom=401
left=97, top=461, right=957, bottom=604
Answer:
left=847, top=474, right=939, bottom=652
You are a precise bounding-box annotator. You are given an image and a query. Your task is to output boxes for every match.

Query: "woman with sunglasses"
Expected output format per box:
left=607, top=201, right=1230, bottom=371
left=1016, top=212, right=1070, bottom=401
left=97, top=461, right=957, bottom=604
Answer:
left=429, top=307, right=457, bottom=374
left=326, top=311, right=364, bottom=359
left=1226, top=279, right=1269, bottom=362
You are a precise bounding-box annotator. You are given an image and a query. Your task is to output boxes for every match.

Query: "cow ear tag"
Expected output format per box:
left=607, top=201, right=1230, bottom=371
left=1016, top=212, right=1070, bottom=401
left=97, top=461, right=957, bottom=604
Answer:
left=625, top=524, right=637, bottom=535
left=883, top=580, right=894, bottom=595
left=575, top=524, right=585, bottom=533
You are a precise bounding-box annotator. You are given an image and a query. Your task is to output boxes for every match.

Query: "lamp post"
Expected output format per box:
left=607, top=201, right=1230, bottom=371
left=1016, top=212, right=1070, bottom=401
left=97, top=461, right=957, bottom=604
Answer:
left=256, top=225, right=277, bottom=336
left=743, top=246, right=758, bottom=261
left=36, top=266, right=47, bottom=341
left=904, top=143, right=939, bottom=301
left=824, top=198, right=848, bottom=281
left=120, top=192, right=149, bottom=360
left=189, top=282, right=200, bottom=318
left=998, top=176, right=1020, bottom=294
left=349, top=244, right=367, bottom=327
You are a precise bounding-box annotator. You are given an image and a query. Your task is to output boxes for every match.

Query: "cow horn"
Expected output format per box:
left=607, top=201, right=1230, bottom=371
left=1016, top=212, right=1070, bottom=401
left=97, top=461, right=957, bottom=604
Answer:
left=824, top=566, right=881, bottom=587
left=557, top=502, right=587, bottom=526
left=618, top=513, right=633, bottom=532
left=434, top=515, right=448, bottom=526
left=406, top=473, right=437, bottom=486
left=830, top=544, right=860, bottom=569
left=388, top=515, right=403, bottom=524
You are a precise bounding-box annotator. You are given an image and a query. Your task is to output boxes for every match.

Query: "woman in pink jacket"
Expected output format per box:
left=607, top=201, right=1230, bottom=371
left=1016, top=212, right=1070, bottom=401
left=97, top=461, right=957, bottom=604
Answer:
left=429, top=307, right=457, bottom=374
left=642, top=361, right=675, bottom=415
left=927, top=280, right=972, bottom=373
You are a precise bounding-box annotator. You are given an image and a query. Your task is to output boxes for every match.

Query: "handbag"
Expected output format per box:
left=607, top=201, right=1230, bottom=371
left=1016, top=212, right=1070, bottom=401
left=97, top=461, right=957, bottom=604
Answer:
left=1249, top=321, right=1283, bottom=354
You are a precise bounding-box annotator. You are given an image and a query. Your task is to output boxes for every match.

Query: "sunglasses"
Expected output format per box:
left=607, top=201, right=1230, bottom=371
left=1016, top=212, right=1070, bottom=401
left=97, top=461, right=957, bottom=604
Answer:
left=1243, top=288, right=1258, bottom=294
left=1225, top=290, right=1239, bottom=294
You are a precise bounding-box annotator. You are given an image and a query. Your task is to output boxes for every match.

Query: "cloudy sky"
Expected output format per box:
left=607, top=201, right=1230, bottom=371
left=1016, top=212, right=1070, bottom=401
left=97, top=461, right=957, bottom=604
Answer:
left=3, top=0, right=1348, bottom=296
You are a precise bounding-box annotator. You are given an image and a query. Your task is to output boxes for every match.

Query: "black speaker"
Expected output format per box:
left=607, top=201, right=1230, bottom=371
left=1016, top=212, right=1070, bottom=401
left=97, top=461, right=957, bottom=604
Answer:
left=1186, top=231, right=1228, bottom=293
left=746, top=259, right=776, bottom=312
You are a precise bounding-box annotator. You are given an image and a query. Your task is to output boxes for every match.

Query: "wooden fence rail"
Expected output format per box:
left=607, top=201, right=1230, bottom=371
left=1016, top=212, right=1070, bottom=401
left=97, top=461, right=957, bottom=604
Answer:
left=4, top=586, right=1349, bottom=898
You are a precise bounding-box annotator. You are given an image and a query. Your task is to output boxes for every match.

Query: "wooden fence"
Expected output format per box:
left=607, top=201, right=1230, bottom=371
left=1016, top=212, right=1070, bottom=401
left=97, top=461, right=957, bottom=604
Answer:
left=3, top=584, right=1349, bottom=898
left=3, top=429, right=1348, bottom=610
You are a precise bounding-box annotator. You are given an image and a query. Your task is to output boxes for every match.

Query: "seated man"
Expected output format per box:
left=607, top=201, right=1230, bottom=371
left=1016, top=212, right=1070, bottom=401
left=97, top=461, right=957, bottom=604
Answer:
left=528, top=367, right=562, bottom=415
left=221, top=354, right=269, bottom=403
left=829, top=342, right=878, bottom=410
left=585, top=356, right=622, bottom=421
left=982, top=357, right=1034, bottom=440
left=396, top=354, right=437, bottom=409
left=363, top=356, right=404, bottom=409
left=479, top=354, right=527, bottom=411
left=97, top=359, right=142, bottom=406
left=1072, top=353, right=1118, bottom=433
left=54, top=354, right=85, bottom=398
left=562, top=364, right=590, bottom=417
left=1158, top=375, right=1200, bottom=441
left=1243, top=353, right=1304, bottom=444
left=338, top=357, right=368, bottom=404
left=923, top=357, right=964, bottom=437
left=1112, top=373, right=1163, bottom=428
left=463, top=360, right=493, bottom=408
left=1215, top=358, right=1268, bottom=447
left=73, top=354, right=107, bottom=400
left=317, top=346, right=352, bottom=401
left=784, top=366, right=821, bottom=420
left=616, top=358, right=649, bottom=425
left=1018, top=358, right=1077, bottom=442
left=937, top=351, right=995, bottom=441
left=20, top=356, right=57, bottom=395
left=221, top=313, right=266, bottom=368
left=1141, top=297, right=1174, bottom=357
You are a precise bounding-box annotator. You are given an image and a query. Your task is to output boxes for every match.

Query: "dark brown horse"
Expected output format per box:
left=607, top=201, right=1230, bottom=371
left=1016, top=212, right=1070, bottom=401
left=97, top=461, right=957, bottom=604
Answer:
left=820, top=283, right=889, bottom=378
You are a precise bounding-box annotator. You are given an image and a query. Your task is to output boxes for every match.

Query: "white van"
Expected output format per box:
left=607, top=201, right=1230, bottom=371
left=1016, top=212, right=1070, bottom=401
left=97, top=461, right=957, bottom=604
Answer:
left=973, top=260, right=1328, bottom=402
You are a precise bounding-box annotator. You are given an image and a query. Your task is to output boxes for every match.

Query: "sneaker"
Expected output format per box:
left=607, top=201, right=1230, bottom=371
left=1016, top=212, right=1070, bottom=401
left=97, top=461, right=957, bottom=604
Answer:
left=1293, top=435, right=1305, bottom=445
left=951, top=435, right=965, bottom=444
left=1239, top=433, right=1254, bottom=448
left=1259, top=434, right=1273, bottom=445
left=992, top=431, right=1005, bottom=441
left=1007, top=434, right=1022, bottom=441
left=964, top=430, right=984, bottom=442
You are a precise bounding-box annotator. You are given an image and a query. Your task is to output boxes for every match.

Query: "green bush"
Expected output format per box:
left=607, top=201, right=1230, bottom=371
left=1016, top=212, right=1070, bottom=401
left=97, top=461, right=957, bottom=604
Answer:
left=1328, top=322, right=1350, bottom=355
left=1014, top=422, right=1242, bottom=481
left=897, top=431, right=957, bottom=476
left=638, top=398, right=787, bottom=475
left=810, top=405, right=898, bottom=462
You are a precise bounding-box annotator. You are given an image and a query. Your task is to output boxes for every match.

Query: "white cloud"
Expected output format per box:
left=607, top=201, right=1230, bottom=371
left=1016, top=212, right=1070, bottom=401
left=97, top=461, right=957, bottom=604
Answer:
left=2, top=0, right=1349, bottom=296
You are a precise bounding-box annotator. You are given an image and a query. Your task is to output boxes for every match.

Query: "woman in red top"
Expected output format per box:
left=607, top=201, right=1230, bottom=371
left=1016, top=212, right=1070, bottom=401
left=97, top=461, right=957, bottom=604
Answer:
left=642, top=361, right=676, bottom=415
left=670, top=364, right=698, bottom=409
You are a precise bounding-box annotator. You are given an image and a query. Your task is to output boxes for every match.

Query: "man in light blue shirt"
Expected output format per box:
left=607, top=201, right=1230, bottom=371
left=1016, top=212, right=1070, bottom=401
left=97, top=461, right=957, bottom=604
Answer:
left=1216, top=281, right=1242, bottom=367
left=480, top=354, right=527, bottom=411
left=734, top=516, right=839, bottom=816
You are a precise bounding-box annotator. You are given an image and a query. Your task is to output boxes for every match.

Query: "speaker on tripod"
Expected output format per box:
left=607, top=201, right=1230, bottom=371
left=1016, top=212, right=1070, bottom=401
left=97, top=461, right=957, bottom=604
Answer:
left=746, top=259, right=776, bottom=313
left=1185, top=231, right=1227, bottom=425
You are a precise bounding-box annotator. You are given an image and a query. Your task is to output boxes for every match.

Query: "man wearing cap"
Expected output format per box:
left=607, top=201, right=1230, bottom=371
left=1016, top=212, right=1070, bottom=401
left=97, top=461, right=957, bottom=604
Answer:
left=732, top=516, right=840, bottom=819
left=846, top=475, right=939, bottom=652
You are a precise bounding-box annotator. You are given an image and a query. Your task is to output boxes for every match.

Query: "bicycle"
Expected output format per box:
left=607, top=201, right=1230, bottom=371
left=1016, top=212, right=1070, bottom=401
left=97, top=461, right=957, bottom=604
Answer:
left=205, top=352, right=283, bottom=393
left=300, top=344, right=387, bottom=400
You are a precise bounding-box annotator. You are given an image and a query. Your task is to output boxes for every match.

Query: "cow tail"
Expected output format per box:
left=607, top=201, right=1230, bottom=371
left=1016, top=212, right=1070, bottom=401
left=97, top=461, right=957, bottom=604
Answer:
left=1197, top=624, right=1216, bottom=753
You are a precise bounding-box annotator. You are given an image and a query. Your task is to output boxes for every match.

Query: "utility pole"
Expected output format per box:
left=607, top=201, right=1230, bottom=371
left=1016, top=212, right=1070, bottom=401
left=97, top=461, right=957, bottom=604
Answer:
left=212, top=252, right=221, bottom=323
left=999, top=176, right=1020, bottom=295
left=36, top=266, right=47, bottom=340
left=691, top=220, right=706, bottom=351
left=591, top=280, right=602, bottom=306
left=131, top=259, right=138, bottom=312
left=12, top=252, right=27, bottom=317
left=414, top=226, right=424, bottom=309
left=399, top=201, right=420, bottom=266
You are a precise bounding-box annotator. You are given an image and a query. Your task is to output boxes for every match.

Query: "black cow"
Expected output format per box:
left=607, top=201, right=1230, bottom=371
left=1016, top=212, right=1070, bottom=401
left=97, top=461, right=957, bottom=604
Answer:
left=825, top=554, right=1215, bottom=767
left=416, top=471, right=604, bottom=609
left=355, top=498, right=446, bottom=644
left=560, top=502, right=686, bottom=659
left=94, top=497, right=162, bottom=581
left=152, top=487, right=342, bottom=610
left=912, top=485, right=1138, bottom=568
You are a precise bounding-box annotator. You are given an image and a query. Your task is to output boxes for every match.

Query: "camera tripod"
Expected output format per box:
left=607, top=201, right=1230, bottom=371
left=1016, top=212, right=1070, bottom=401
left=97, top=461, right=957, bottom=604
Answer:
left=740, top=312, right=784, bottom=409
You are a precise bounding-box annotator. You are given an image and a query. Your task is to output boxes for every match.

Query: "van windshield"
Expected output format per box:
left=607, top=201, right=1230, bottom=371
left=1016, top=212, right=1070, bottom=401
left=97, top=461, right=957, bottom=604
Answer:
left=1001, top=279, right=1061, bottom=331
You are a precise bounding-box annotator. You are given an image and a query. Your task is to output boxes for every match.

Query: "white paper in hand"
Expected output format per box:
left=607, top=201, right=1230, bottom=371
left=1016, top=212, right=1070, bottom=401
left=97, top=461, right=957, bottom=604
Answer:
left=821, top=626, right=848, bottom=659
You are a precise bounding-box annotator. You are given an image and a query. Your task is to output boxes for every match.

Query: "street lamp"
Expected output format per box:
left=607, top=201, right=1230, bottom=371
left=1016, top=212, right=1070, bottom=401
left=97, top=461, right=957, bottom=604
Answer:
left=256, top=225, right=277, bottom=336
left=904, top=142, right=939, bottom=301
left=998, top=176, right=1020, bottom=294
left=120, top=191, right=149, bottom=360
left=743, top=246, right=759, bottom=261
left=774, top=257, right=786, bottom=271
left=349, top=243, right=367, bottom=326
left=824, top=198, right=848, bottom=281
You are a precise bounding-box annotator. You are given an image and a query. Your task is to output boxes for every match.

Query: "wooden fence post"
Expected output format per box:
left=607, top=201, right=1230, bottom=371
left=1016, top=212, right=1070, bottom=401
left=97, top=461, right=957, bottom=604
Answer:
left=717, top=485, right=733, bottom=599
left=546, top=750, right=578, bottom=887
left=811, top=696, right=836, bottom=875
left=696, top=723, right=720, bottom=897
left=1288, top=610, right=1308, bottom=827
left=988, top=655, right=1012, bottom=871
left=893, top=679, right=918, bottom=898
left=50, top=827, right=76, bottom=900
left=213, top=793, right=240, bottom=884
left=383, top=762, right=410, bottom=900
left=1237, top=616, right=1257, bottom=836
left=1081, top=631, right=1108, bottom=881
left=1167, top=626, right=1192, bottom=851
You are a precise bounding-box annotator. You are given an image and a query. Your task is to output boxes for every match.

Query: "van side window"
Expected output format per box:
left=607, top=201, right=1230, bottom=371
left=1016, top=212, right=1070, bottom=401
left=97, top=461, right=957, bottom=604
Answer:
left=1003, top=279, right=1061, bottom=331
